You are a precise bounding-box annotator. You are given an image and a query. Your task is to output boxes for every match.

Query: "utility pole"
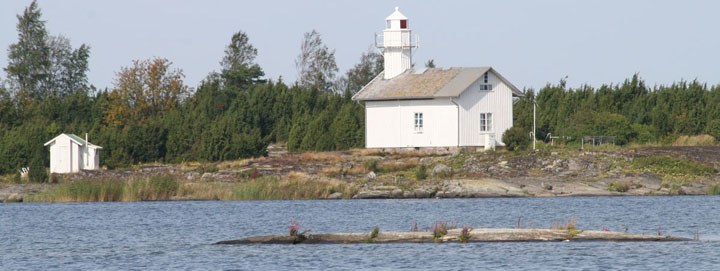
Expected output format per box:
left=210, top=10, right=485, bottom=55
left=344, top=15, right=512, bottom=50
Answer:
left=533, top=94, right=537, bottom=151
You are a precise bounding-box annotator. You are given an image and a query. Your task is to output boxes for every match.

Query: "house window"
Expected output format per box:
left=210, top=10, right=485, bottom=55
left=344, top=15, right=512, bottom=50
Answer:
left=479, top=72, right=492, bottom=91
left=480, top=113, right=493, bottom=132
left=414, top=112, right=423, bottom=132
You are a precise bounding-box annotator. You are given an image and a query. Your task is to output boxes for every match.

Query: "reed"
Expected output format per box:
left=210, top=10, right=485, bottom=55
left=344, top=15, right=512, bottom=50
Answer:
left=233, top=175, right=357, bottom=200
left=122, top=175, right=179, bottom=201
left=25, top=175, right=180, bottom=202
left=708, top=183, right=720, bottom=195
left=26, top=179, right=125, bottom=202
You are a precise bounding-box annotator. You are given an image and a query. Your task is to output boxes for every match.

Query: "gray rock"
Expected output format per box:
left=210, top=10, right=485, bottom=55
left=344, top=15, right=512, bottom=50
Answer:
left=413, top=188, right=434, bottom=198
left=391, top=189, right=404, bottom=198
left=403, top=191, right=415, bottom=198
left=186, top=172, right=200, bottom=180
left=4, top=193, right=23, bottom=203
left=353, top=190, right=391, bottom=199
left=567, top=159, right=582, bottom=171
left=327, top=192, right=343, bottom=199
left=432, top=164, right=453, bottom=178
left=374, top=185, right=399, bottom=190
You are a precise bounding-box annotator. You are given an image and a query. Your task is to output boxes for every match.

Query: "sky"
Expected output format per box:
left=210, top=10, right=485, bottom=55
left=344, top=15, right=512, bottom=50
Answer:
left=1, top=0, right=719, bottom=91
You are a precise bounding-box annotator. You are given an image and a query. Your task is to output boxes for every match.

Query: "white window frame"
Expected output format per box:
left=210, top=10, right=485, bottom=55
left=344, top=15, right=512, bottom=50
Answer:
left=480, top=113, right=493, bottom=132
left=414, top=112, right=424, bottom=133
left=480, top=72, right=493, bottom=91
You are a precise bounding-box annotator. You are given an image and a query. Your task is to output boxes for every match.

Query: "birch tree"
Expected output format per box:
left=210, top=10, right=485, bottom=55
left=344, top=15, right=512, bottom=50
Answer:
left=295, top=30, right=338, bottom=91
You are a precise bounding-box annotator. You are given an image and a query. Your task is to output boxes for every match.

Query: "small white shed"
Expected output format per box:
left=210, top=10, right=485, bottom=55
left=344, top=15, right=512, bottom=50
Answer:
left=44, top=133, right=102, bottom=173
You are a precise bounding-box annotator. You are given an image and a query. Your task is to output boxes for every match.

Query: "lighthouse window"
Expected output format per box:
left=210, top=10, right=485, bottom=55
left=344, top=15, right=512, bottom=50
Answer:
left=400, top=20, right=407, bottom=29
left=386, top=20, right=391, bottom=29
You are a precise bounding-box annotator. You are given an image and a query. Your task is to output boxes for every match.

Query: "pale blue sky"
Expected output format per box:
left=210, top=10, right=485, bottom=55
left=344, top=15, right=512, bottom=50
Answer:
left=1, top=0, right=719, bottom=91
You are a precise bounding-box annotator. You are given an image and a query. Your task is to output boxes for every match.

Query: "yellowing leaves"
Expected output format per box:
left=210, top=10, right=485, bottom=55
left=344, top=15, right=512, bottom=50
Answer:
left=104, top=58, right=190, bottom=126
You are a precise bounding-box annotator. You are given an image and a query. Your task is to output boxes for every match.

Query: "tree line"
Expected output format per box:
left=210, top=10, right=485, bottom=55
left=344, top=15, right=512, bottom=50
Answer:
left=508, top=75, right=720, bottom=149
left=0, top=1, right=380, bottom=178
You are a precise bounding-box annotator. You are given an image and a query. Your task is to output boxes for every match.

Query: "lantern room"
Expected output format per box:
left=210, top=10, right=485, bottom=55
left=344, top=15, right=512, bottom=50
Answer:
left=385, top=7, right=408, bottom=30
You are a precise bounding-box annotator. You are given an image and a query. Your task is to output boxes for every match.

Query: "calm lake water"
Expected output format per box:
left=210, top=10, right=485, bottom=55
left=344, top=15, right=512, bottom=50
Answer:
left=2, top=196, right=720, bottom=270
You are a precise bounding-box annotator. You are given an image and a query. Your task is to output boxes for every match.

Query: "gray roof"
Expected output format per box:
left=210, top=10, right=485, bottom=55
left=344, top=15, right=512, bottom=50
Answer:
left=352, top=67, right=523, bottom=101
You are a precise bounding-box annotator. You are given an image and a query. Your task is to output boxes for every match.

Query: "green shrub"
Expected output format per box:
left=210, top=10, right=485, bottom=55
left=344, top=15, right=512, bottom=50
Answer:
left=28, top=158, right=47, bottom=183
left=415, top=164, right=428, bottom=180
left=705, top=119, right=720, bottom=140
left=367, top=226, right=380, bottom=243
left=631, top=124, right=657, bottom=144
left=608, top=181, right=630, bottom=192
left=363, top=159, right=379, bottom=172
left=502, top=126, right=530, bottom=151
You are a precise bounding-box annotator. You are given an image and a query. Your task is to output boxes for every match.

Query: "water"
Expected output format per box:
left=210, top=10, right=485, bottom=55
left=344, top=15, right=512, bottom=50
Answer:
left=2, top=196, right=720, bottom=270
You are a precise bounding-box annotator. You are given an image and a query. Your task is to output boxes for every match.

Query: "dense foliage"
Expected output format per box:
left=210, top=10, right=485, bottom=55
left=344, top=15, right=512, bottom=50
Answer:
left=513, top=75, right=720, bottom=146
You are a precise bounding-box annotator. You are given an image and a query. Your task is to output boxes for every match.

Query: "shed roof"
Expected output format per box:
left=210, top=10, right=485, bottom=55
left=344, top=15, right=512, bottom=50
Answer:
left=352, top=67, right=523, bottom=101
left=44, top=133, right=102, bottom=149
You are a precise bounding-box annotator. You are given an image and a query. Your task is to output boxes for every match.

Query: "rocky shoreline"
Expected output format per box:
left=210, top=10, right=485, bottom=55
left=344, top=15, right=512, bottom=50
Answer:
left=215, top=228, right=690, bottom=245
left=2, top=146, right=720, bottom=202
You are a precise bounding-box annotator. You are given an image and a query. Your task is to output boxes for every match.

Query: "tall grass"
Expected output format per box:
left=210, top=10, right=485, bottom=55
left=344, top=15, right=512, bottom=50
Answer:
left=233, top=175, right=357, bottom=200
left=708, top=183, right=720, bottom=195
left=25, top=175, right=180, bottom=202
left=123, top=175, right=179, bottom=201
left=630, top=156, right=717, bottom=177
left=26, top=173, right=358, bottom=202
left=672, top=135, right=716, bottom=146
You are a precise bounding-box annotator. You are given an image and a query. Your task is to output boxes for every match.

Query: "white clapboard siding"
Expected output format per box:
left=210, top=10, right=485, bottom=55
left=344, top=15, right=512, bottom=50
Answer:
left=456, top=71, right=514, bottom=146
left=366, top=99, right=458, bottom=148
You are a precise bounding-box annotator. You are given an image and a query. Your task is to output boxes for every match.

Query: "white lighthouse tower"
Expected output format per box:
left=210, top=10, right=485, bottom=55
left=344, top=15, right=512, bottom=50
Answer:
left=376, top=7, right=418, bottom=79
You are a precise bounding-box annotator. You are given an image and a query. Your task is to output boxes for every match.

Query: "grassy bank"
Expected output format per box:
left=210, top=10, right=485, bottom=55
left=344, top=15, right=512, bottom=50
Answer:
left=24, top=174, right=358, bottom=203
left=25, top=175, right=179, bottom=202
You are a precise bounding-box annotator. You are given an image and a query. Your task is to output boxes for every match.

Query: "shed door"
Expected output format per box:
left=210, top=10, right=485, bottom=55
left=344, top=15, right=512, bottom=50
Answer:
left=56, top=146, right=68, bottom=173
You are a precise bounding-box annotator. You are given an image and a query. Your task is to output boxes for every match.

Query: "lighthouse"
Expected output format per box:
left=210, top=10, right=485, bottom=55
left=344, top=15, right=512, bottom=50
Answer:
left=376, top=7, right=418, bottom=79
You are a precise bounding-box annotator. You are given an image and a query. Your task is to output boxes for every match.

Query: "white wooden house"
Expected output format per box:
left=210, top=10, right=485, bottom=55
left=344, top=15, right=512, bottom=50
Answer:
left=352, top=7, right=523, bottom=149
left=44, top=133, right=102, bottom=173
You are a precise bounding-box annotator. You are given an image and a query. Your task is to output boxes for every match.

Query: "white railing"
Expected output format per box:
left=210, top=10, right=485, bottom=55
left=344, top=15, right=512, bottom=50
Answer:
left=375, top=33, right=419, bottom=48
